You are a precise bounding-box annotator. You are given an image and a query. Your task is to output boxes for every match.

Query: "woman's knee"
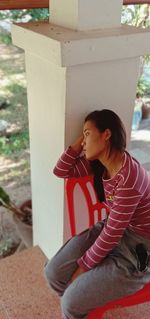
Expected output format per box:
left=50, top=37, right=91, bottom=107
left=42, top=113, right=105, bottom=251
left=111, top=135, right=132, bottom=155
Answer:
left=61, top=289, right=75, bottom=318
left=44, top=258, right=58, bottom=286
left=44, top=257, right=67, bottom=296
left=61, top=285, right=85, bottom=318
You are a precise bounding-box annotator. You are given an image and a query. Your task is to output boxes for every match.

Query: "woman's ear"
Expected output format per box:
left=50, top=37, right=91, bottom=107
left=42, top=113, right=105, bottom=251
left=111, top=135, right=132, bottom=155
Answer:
left=104, top=129, right=111, bottom=141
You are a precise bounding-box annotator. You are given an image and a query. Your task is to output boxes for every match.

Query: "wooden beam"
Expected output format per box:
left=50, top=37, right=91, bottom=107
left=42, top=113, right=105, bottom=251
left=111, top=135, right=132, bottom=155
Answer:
left=0, top=0, right=150, bottom=10
left=0, top=0, right=49, bottom=10
left=124, top=0, right=150, bottom=4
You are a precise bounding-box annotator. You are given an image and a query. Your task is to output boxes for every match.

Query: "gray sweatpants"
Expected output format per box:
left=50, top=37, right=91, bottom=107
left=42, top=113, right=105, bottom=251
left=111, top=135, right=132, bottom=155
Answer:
left=44, top=222, right=150, bottom=319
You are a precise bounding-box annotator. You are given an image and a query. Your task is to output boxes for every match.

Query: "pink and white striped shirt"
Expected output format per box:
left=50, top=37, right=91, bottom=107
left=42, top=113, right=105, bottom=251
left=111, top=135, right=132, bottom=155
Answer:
left=53, top=146, right=150, bottom=271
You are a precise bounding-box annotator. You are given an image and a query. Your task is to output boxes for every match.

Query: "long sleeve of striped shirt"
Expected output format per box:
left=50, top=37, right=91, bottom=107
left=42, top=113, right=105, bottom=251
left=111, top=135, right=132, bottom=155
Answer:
left=53, top=146, right=92, bottom=177
left=77, top=187, right=142, bottom=271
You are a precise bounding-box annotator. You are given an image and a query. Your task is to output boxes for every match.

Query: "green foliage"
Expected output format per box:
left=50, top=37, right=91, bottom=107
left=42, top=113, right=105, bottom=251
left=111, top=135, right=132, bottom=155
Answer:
left=0, top=8, right=49, bottom=22
left=0, top=31, right=11, bottom=45
left=137, top=77, right=150, bottom=97
left=0, top=131, right=29, bottom=157
left=6, top=83, right=27, bottom=105
left=122, top=4, right=150, bottom=97
left=122, top=4, right=150, bottom=28
left=0, top=187, right=10, bottom=205
left=0, top=8, right=49, bottom=45
left=26, top=9, right=49, bottom=21
left=144, top=56, right=150, bottom=64
left=0, top=238, right=13, bottom=256
left=122, top=4, right=150, bottom=65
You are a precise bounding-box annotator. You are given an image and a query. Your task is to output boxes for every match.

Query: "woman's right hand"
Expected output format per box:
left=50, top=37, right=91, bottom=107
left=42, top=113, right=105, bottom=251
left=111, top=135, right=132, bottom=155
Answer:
left=71, top=135, right=84, bottom=153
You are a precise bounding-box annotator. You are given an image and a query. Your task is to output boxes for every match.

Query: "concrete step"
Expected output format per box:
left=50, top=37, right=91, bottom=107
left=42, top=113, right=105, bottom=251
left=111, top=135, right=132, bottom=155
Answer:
left=0, top=245, right=150, bottom=319
left=0, top=246, right=61, bottom=319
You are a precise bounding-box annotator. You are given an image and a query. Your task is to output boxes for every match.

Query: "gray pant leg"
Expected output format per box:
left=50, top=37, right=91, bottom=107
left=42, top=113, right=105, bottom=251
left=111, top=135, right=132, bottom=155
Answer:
left=44, top=222, right=104, bottom=296
left=61, top=228, right=150, bottom=319
left=61, top=256, right=150, bottom=319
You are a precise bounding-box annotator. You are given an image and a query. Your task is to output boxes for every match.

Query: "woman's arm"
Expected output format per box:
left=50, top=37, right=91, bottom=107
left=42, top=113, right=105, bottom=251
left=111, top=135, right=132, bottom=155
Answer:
left=71, top=135, right=84, bottom=153
left=77, top=186, right=142, bottom=271
left=53, top=136, right=92, bottom=178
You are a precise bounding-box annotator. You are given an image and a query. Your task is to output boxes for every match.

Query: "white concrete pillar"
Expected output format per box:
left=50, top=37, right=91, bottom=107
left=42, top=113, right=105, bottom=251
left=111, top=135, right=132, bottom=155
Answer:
left=12, top=2, right=150, bottom=257
left=50, top=0, right=123, bottom=30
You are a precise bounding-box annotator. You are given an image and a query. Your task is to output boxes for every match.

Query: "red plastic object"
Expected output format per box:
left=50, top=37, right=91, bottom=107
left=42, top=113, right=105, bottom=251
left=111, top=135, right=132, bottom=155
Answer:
left=65, top=175, right=108, bottom=237
left=65, top=175, right=150, bottom=319
left=87, top=282, right=150, bottom=318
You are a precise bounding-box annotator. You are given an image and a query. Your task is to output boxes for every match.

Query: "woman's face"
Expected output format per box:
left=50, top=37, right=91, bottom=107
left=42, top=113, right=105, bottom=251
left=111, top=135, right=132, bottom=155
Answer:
left=82, top=120, right=111, bottom=161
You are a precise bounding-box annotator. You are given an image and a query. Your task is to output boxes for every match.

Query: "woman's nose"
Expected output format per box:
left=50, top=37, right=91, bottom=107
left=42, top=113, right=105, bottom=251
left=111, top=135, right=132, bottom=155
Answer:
left=81, top=139, right=85, bottom=146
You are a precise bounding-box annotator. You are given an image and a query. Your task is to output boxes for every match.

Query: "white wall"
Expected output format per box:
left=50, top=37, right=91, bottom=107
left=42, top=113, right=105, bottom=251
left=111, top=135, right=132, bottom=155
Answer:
left=22, top=49, right=140, bottom=255
left=25, top=52, right=66, bottom=257
left=65, top=57, right=140, bottom=148
left=50, top=0, right=123, bottom=30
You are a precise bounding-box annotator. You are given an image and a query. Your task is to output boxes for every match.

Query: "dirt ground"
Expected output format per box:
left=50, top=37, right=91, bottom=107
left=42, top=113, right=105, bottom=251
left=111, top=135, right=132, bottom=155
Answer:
left=0, top=29, right=31, bottom=257
left=0, top=29, right=31, bottom=191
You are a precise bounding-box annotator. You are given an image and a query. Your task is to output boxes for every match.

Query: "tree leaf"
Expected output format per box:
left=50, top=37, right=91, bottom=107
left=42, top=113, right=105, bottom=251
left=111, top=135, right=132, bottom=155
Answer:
left=0, top=187, right=10, bottom=205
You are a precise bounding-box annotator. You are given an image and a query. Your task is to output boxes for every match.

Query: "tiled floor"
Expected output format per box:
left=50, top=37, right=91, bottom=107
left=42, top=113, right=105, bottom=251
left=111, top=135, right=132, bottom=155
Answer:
left=0, top=246, right=61, bottom=319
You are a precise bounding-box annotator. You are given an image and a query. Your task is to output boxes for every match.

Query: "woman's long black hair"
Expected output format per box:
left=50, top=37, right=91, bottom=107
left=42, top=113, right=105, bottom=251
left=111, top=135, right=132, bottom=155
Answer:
left=84, top=109, right=126, bottom=202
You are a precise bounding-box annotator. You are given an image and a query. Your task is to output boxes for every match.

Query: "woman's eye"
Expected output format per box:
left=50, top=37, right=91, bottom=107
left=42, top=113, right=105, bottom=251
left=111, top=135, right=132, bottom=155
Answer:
left=85, top=132, right=89, bottom=137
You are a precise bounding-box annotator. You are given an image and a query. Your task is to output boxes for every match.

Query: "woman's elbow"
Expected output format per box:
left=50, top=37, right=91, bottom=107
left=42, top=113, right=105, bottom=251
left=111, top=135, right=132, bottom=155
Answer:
left=53, top=167, right=61, bottom=177
left=53, top=167, right=67, bottom=178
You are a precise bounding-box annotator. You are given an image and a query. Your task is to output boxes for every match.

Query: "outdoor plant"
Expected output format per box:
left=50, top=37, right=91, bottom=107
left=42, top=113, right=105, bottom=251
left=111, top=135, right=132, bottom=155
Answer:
left=0, top=187, right=32, bottom=225
left=0, top=238, right=14, bottom=257
left=137, top=77, right=150, bottom=97
left=122, top=4, right=150, bottom=98
left=0, top=131, right=29, bottom=157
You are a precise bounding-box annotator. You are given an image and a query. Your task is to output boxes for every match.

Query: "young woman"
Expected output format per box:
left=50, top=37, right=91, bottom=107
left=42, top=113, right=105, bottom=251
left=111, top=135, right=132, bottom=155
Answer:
left=44, top=109, right=150, bottom=319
